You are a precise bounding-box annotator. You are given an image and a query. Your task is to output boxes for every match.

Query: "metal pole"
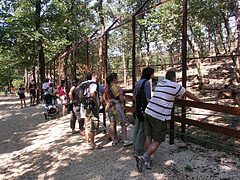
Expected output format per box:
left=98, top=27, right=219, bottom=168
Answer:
left=132, top=15, right=136, bottom=90
left=58, top=57, right=61, bottom=86
left=181, top=0, right=187, bottom=141
left=104, top=32, right=108, bottom=87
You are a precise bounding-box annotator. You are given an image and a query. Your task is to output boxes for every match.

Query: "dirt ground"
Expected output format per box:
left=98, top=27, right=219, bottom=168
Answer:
left=0, top=94, right=240, bottom=180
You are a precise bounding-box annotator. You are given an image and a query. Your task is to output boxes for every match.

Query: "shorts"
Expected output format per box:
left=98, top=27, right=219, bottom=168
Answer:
left=30, top=92, right=36, bottom=99
left=85, top=108, right=99, bottom=132
left=144, top=114, right=167, bottom=143
left=60, top=95, right=67, bottom=105
left=108, top=103, right=125, bottom=123
left=19, top=93, right=25, bottom=99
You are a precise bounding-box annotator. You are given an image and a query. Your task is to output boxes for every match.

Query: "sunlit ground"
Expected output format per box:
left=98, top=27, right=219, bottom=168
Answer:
left=0, top=95, right=240, bottom=180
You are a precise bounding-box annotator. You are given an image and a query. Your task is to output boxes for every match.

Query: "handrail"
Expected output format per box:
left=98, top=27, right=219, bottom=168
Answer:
left=175, top=99, right=240, bottom=116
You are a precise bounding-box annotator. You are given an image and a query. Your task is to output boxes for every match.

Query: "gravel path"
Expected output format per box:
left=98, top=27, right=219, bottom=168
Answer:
left=0, top=95, right=240, bottom=180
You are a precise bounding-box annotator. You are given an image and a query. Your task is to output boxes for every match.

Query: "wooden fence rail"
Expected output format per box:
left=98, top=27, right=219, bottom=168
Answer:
left=123, top=94, right=240, bottom=146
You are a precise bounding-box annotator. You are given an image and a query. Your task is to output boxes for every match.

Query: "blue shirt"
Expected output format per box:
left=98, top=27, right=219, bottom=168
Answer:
left=133, top=79, right=151, bottom=99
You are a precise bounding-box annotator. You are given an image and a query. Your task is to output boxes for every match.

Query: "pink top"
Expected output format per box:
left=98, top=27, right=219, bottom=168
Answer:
left=58, top=86, right=66, bottom=96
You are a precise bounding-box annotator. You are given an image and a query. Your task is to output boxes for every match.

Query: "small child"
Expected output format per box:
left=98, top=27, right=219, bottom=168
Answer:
left=104, top=73, right=132, bottom=147
left=18, top=84, right=26, bottom=108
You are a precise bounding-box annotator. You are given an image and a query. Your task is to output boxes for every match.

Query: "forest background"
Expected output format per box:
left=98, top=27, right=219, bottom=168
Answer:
left=0, top=0, right=239, bottom=90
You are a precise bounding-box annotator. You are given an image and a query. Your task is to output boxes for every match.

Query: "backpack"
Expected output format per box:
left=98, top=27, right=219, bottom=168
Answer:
left=135, top=79, right=148, bottom=122
left=72, top=87, right=81, bottom=105
left=78, top=81, right=99, bottom=108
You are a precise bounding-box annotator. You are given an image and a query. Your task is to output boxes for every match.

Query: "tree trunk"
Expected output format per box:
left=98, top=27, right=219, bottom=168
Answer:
left=188, top=26, right=203, bottom=84
left=217, top=21, right=227, bottom=54
left=143, top=28, right=150, bottom=66
left=169, top=45, right=174, bottom=68
left=222, top=12, right=232, bottom=53
left=73, top=50, right=77, bottom=80
left=213, top=32, right=220, bottom=55
left=98, top=0, right=104, bottom=81
left=36, top=0, right=45, bottom=100
left=63, top=53, right=69, bottom=91
left=235, top=0, right=240, bottom=73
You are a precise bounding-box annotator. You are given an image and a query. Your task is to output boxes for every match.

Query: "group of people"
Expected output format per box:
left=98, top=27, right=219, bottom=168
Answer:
left=66, top=68, right=202, bottom=172
left=9, top=68, right=202, bottom=172
left=68, top=71, right=133, bottom=150
left=7, top=80, right=37, bottom=108
left=133, top=68, right=202, bottom=172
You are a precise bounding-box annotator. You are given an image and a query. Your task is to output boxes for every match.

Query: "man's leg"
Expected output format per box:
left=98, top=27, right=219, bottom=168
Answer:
left=30, top=95, right=33, bottom=105
left=145, top=141, right=160, bottom=157
left=133, top=119, right=146, bottom=155
left=62, top=105, right=66, bottom=116
left=20, top=99, right=23, bottom=108
left=109, top=121, right=115, bottom=141
left=23, top=98, right=26, bottom=107
left=88, top=131, right=95, bottom=146
left=144, top=135, right=152, bottom=152
left=33, top=94, right=36, bottom=105
left=120, top=122, right=127, bottom=141
left=70, top=110, right=77, bottom=133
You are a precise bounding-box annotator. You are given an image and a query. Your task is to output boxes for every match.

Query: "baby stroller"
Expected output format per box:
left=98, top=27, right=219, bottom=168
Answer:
left=43, top=94, right=59, bottom=120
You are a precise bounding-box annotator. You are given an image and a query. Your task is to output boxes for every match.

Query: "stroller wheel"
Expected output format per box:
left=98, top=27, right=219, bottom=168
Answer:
left=44, top=112, right=48, bottom=120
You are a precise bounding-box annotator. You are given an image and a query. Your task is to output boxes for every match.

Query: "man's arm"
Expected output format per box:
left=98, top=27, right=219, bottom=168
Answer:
left=91, top=92, right=99, bottom=107
left=183, top=91, right=202, bottom=102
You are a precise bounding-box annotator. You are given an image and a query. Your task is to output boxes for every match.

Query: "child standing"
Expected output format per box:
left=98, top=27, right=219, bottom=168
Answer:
left=18, top=84, right=26, bottom=108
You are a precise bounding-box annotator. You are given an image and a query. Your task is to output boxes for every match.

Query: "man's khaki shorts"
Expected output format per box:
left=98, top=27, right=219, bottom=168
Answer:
left=85, top=108, right=99, bottom=132
left=144, top=114, right=167, bottom=143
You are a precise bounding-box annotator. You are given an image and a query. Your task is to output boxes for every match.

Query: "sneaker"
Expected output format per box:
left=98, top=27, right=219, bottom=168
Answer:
left=112, top=140, right=118, bottom=147
left=123, top=140, right=133, bottom=147
left=145, top=161, right=152, bottom=169
left=135, top=156, right=144, bottom=172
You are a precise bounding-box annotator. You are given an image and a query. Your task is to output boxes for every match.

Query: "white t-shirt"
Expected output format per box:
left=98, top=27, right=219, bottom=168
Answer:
left=145, top=79, right=186, bottom=121
left=89, top=81, right=99, bottom=106
left=47, top=87, right=55, bottom=95
left=42, top=82, right=49, bottom=91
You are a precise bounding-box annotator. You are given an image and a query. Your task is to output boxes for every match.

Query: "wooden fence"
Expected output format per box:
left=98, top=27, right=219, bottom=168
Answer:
left=123, top=94, right=240, bottom=148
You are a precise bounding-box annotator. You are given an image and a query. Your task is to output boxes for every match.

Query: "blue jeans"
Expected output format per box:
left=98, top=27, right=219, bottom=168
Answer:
left=133, top=117, right=145, bottom=155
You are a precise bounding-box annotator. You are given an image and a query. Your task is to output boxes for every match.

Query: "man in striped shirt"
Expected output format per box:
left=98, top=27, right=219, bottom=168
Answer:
left=135, top=71, right=201, bottom=172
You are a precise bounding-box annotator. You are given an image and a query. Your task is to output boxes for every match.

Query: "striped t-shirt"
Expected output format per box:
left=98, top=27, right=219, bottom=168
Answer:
left=145, top=79, right=186, bottom=121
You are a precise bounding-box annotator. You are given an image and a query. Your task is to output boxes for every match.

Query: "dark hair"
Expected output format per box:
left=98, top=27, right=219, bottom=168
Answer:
left=106, top=76, right=111, bottom=86
left=86, top=72, right=92, bottom=80
left=110, top=72, right=117, bottom=80
left=141, top=67, right=154, bottom=80
left=61, top=80, right=64, bottom=86
left=72, top=79, right=79, bottom=86
left=166, top=71, right=176, bottom=80
left=44, top=78, right=49, bottom=82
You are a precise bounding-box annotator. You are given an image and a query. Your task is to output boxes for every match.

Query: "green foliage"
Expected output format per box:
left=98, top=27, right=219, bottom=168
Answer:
left=0, top=0, right=238, bottom=86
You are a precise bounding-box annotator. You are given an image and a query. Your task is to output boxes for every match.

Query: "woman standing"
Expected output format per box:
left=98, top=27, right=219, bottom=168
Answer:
left=18, top=84, right=26, bottom=108
left=57, top=80, right=67, bottom=116
left=133, top=67, right=154, bottom=156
